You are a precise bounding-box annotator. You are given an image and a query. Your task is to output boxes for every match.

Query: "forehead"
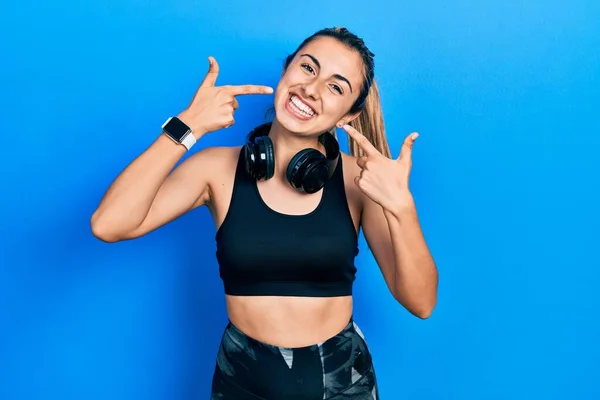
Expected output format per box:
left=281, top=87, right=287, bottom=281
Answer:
left=297, top=36, right=364, bottom=85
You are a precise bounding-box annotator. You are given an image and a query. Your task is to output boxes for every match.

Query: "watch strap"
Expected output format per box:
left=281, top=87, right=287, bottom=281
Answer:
left=180, top=131, right=196, bottom=150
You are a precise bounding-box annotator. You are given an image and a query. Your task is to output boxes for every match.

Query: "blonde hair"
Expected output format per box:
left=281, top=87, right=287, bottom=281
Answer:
left=347, top=79, right=391, bottom=158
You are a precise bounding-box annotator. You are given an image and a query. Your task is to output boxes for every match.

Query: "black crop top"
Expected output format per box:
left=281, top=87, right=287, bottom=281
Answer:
left=215, top=148, right=359, bottom=297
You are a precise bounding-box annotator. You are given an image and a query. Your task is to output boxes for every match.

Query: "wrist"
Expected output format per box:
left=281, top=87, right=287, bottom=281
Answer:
left=177, top=110, right=207, bottom=140
left=157, top=133, right=189, bottom=154
left=161, top=114, right=199, bottom=150
left=384, top=192, right=417, bottom=220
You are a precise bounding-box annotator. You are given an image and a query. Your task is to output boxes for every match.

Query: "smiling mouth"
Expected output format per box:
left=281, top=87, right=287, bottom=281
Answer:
left=287, top=94, right=317, bottom=120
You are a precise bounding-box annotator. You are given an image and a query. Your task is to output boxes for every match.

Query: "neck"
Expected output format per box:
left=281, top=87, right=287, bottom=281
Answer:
left=268, top=119, right=326, bottom=180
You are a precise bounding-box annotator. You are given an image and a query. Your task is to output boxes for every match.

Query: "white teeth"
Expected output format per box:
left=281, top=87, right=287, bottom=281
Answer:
left=289, top=95, right=315, bottom=117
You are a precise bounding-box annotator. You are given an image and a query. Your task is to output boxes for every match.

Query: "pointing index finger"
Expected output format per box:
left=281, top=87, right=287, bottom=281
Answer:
left=227, top=84, right=274, bottom=96
left=343, top=124, right=378, bottom=157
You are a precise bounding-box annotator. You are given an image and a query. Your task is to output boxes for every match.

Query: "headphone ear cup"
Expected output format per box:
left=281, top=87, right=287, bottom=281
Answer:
left=244, top=139, right=260, bottom=178
left=245, top=135, right=275, bottom=180
left=286, top=149, right=328, bottom=194
left=243, top=142, right=255, bottom=178
left=261, top=135, right=275, bottom=180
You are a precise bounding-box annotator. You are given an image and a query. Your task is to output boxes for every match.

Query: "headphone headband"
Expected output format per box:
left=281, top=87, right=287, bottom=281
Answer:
left=247, top=122, right=272, bottom=142
left=317, top=130, right=340, bottom=179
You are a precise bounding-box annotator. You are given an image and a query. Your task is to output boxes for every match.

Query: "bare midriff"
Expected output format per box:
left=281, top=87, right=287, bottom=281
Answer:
left=225, top=294, right=353, bottom=348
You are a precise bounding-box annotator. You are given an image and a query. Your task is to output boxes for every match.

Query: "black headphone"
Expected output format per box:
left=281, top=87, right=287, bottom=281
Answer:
left=243, top=122, right=340, bottom=194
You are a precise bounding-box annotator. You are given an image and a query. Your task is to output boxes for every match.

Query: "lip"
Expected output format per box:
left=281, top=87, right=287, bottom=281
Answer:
left=286, top=92, right=318, bottom=121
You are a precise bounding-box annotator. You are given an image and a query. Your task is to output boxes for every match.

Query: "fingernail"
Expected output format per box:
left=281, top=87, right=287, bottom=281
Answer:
left=411, top=133, right=419, bottom=140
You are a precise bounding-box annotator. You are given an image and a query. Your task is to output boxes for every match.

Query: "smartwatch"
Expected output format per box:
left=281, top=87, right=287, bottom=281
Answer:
left=161, top=116, right=196, bottom=150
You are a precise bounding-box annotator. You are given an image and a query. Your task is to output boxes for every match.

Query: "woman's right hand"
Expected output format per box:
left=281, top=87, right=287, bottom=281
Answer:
left=177, top=56, right=274, bottom=139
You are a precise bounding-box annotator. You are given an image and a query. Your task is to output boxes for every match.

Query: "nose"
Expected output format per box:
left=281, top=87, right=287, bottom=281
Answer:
left=301, top=80, right=320, bottom=100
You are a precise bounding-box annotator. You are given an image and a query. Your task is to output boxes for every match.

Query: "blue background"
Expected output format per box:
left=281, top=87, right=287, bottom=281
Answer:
left=1, top=1, right=599, bottom=399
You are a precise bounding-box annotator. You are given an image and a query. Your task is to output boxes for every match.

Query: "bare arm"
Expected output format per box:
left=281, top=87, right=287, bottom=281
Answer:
left=343, top=125, right=438, bottom=319
left=90, top=56, right=273, bottom=242
left=90, top=133, right=212, bottom=242
left=362, top=197, right=438, bottom=319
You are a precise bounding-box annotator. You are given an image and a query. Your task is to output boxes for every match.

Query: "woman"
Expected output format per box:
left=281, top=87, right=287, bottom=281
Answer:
left=91, top=27, right=438, bottom=399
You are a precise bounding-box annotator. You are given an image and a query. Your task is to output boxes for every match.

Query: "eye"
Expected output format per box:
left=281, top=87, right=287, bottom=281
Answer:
left=330, top=84, right=343, bottom=94
left=301, top=63, right=315, bottom=74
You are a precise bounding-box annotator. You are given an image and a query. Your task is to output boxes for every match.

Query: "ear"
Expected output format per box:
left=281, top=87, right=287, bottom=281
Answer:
left=335, top=111, right=361, bottom=128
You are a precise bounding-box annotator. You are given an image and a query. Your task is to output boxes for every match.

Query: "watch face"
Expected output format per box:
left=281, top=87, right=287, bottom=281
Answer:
left=165, top=117, right=190, bottom=141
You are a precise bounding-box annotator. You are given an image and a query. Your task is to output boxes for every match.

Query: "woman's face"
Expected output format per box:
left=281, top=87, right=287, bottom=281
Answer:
left=274, top=36, right=365, bottom=136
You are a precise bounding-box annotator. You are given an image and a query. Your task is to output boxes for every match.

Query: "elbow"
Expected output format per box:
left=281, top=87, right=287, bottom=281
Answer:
left=414, top=303, right=436, bottom=319
left=417, top=292, right=438, bottom=319
left=409, top=300, right=436, bottom=319
left=394, top=291, right=437, bottom=319
left=408, top=274, right=439, bottom=320
left=90, top=213, right=124, bottom=243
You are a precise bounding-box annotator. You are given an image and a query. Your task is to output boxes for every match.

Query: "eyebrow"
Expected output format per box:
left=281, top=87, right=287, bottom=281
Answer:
left=300, top=53, right=353, bottom=93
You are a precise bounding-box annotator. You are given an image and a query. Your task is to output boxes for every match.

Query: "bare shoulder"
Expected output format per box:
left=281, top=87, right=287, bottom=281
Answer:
left=191, top=144, right=241, bottom=185
left=195, top=145, right=243, bottom=227
left=340, top=151, right=361, bottom=179
left=340, top=151, right=362, bottom=191
left=204, top=145, right=242, bottom=171
left=340, top=151, right=365, bottom=222
left=171, top=145, right=241, bottom=208
left=188, top=144, right=241, bottom=168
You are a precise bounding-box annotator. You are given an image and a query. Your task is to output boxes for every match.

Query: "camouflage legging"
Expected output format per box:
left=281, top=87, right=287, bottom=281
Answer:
left=210, top=318, right=379, bottom=399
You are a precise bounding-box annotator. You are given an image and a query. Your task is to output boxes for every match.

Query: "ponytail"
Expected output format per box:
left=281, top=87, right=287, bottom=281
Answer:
left=347, top=79, right=391, bottom=159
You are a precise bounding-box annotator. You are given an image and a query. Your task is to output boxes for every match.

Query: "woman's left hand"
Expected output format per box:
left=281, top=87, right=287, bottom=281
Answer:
left=343, top=124, right=419, bottom=215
